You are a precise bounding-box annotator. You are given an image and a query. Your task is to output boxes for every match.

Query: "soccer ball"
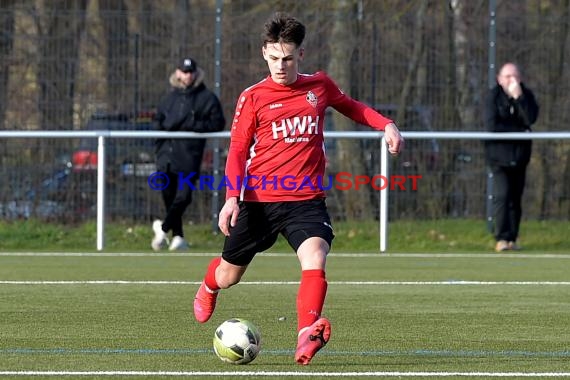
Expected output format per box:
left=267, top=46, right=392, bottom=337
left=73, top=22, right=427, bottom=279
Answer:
left=213, top=318, right=261, bottom=364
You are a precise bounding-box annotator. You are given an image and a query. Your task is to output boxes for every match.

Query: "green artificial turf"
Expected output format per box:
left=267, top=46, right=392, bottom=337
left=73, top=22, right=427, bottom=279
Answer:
left=0, top=253, right=569, bottom=379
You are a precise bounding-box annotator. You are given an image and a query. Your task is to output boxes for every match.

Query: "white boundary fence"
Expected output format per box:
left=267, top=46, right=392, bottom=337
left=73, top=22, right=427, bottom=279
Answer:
left=1, top=130, right=569, bottom=252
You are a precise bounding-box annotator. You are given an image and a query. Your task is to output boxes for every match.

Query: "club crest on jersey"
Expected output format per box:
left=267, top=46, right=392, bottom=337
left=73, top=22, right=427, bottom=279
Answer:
left=306, top=91, right=318, bottom=108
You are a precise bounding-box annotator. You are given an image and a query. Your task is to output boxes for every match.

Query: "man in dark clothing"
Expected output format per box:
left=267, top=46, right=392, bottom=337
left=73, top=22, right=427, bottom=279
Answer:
left=152, top=57, right=226, bottom=251
left=484, top=62, right=539, bottom=252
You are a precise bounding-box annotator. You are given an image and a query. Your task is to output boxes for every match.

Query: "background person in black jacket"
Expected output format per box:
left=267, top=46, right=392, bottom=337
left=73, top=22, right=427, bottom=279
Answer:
left=152, top=57, right=226, bottom=251
left=484, top=62, right=539, bottom=252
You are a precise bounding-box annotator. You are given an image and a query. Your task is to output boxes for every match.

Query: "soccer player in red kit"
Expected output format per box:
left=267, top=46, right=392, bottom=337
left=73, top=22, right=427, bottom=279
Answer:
left=194, top=12, right=404, bottom=365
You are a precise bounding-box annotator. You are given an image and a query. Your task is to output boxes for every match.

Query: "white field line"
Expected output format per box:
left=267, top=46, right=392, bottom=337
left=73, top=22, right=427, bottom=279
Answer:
left=1, top=371, right=570, bottom=377
left=1, top=252, right=570, bottom=258
left=1, top=280, right=570, bottom=285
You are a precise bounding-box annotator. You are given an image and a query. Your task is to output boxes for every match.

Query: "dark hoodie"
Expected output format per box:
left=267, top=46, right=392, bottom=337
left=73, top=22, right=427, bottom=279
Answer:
left=155, top=68, right=226, bottom=174
left=484, top=82, right=539, bottom=167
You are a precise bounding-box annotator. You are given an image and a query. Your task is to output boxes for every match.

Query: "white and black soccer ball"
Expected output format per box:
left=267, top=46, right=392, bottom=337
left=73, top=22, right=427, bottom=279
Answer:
left=213, top=318, right=261, bottom=364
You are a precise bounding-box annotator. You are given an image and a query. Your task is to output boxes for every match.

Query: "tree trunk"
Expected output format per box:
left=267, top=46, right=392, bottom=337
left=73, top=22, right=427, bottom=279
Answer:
left=449, top=0, right=478, bottom=130
left=561, top=0, right=570, bottom=218
left=539, top=0, right=569, bottom=219
left=100, top=0, right=130, bottom=114
left=35, top=0, right=86, bottom=167
left=0, top=0, right=14, bottom=176
left=0, top=0, right=14, bottom=130
left=329, top=0, right=372, bottom=220
left=396, top=1, right=427, bottom=125
left=37, top=0, right=87, bottom=131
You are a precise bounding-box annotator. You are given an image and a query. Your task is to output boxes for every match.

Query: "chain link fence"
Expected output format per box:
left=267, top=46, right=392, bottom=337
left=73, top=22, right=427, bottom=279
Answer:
left=0, top=0, right=568, bottom=224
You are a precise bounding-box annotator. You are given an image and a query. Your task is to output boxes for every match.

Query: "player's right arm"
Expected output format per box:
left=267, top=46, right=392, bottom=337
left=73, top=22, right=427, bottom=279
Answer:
left=218, top=197, right=240, bottom=236
left=219, top=91, right=257, bottom=235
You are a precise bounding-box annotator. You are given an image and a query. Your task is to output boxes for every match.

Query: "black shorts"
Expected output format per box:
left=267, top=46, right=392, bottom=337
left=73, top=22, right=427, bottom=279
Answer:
left=222, top=199, right=335, bottom=266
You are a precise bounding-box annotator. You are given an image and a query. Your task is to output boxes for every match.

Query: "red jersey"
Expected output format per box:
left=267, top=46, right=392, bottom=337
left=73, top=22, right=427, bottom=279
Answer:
left=225, top=71, right=393, bottom=202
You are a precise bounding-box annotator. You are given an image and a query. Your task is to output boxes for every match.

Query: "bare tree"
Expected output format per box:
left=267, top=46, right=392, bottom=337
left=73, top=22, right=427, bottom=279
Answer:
left=99, top=0, right=130, bottom=114
left=396, top=1, right=428, bottom=125
left=448, top=0, right=481, bottom=130
left=535, top=0, right=570, bottom=218
left=0, top=0, right=15, bottom=130
left=328, top=0, right=373, bottom=220
left=562, top=0, right=570, bottom=219
left=0, top=0, right=14, bottom=181
left=36, top=0, right=86, bottom=132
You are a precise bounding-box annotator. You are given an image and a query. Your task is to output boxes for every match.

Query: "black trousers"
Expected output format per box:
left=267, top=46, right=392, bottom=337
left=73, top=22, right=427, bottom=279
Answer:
left=491, top=165, right=527, bottom=242
left=161, top=171, right=193, bottom=237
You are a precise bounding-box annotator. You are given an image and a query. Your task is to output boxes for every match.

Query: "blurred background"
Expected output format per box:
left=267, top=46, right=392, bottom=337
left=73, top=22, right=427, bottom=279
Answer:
left=0, top=0, right=568, bottom=225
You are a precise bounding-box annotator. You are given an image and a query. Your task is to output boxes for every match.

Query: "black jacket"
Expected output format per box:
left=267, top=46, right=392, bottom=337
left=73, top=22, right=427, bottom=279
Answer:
left=484, top=82, right=539, bottom=167
left=155, top=68, right=226, bottom=174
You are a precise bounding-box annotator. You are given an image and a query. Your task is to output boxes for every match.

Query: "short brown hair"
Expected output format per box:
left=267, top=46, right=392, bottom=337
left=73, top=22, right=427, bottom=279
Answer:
left=262, top=12, right=305, bottom=48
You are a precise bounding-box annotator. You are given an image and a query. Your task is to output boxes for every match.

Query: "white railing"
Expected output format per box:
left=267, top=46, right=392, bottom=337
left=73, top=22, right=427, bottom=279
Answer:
left=1, top=130, right=569, bottom=252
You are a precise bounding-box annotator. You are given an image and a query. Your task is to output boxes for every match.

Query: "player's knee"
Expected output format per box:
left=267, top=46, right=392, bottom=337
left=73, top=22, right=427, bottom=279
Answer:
left=298, top=250, right=327, bottom=270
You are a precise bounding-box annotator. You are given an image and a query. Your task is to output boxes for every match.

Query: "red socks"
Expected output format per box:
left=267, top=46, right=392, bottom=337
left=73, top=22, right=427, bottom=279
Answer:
left=204, top=259, right=327, bottom=331
left=204, top=257, right=221, bottom=291
left=296, top=269, right=328, bottom=331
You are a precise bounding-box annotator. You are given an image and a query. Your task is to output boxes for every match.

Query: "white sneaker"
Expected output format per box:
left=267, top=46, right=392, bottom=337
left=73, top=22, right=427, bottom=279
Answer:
left=151, top=219, right=168, bottom=251
left=169, top=236, right=190, bottom=251
left=495, top=240, right=509, bottom=252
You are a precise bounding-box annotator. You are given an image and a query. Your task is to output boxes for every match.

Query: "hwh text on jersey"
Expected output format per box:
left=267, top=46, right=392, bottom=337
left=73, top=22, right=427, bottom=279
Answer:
left=272, top=115, right=320, bottom=140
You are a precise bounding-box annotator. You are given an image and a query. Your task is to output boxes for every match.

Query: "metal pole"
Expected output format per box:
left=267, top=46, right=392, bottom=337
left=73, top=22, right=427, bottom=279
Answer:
left=486, top=0, right=497, bottom=233
left=211, top=0, right=223, bottom=234
left=379, top=136, right=388, bottom=252
left=134, top=33, right=140, bottom=118
left=488, top=0, right=497, bottom=89
left=486, top=170, right=494, bottom=232
left=96, top=135, right=106, bottom=251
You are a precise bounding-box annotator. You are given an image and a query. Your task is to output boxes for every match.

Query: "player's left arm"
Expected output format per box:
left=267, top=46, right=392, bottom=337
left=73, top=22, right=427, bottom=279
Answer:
left=383, top=123, right=404, bottom=156
left=325, top=75, right=404, bottom=155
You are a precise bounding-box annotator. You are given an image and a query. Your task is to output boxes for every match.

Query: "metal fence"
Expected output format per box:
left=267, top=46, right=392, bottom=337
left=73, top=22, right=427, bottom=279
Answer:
left=1, top=1, right=569, bottom=231
left=1, top=130, right=568, bottom=251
